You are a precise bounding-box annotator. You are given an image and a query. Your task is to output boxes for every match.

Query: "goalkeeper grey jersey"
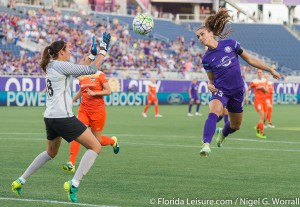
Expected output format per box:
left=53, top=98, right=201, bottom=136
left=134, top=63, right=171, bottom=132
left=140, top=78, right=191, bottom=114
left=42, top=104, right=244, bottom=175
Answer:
left=44, top=60, right=98, bottom=118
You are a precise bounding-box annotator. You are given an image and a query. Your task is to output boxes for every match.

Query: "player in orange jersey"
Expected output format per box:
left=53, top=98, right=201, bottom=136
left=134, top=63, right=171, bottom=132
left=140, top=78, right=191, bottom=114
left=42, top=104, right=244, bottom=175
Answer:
left=63, top=62, right=119, bottom=173
left=245, top=69, right=268, bottom=139
left=264, top=73, right=275, bottom=128
left=142, top=78, right=162, bottom=118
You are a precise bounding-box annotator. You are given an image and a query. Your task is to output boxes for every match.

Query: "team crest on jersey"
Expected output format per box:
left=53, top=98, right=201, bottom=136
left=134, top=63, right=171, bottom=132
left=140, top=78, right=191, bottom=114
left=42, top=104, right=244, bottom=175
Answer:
left=224, top=46, right=232, bottom=53
left=90, top=77, right=95, bottom=82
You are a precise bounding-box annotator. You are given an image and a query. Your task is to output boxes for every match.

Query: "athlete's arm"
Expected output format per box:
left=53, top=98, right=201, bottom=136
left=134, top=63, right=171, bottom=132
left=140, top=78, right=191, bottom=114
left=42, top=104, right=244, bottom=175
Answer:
left=239, top=51, right=280, bottom=79
left=244, top=85, right=253, bottom=103
left=188, top=87, right=192, bottom=98
left=206, top=71, right=218, bottom=93
left=85, top=82, right=111, bottom=97
left=73, top=90, right=82, bottom=102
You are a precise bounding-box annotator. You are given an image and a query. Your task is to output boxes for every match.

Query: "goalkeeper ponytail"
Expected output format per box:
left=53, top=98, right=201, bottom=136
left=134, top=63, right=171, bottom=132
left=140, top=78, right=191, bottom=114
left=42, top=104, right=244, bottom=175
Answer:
left=39, top=40, right=66, bottom=72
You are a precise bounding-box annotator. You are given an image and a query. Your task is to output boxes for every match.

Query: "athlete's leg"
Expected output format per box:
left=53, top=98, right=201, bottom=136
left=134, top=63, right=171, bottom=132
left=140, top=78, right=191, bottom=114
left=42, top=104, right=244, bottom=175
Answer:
left=12, top=137, right=60, bottom=195
left=195, top=100, right=201, bottom=115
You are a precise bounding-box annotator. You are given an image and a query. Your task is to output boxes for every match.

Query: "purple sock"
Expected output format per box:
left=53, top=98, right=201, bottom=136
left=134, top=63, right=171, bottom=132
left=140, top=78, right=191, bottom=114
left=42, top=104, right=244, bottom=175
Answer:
left=196, top=104, right=200, bottom=112
left=203, top=113, right=219, bottom=143
left=188, top=104, right=192, bottom=113
left=222, top=121, right=236, bottom=137
left=224, top=115, right=229, bottom=124
left=217, top=116, right=223, bottom=123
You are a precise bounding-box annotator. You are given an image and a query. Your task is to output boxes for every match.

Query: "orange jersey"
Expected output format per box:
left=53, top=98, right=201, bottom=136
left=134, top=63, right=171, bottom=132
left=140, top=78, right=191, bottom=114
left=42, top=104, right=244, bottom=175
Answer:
left=78, top=73, right=108, bottom=111
left=148, top=84, right=157, bottom=98
left=249, top=78, right=267, bottom=102
left=265, top=81, right=274, bottom=99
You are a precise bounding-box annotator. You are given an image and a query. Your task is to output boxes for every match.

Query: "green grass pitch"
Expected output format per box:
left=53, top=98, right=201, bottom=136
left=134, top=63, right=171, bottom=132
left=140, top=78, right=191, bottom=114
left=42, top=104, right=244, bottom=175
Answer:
left=0, top=105, right=299, bottom=207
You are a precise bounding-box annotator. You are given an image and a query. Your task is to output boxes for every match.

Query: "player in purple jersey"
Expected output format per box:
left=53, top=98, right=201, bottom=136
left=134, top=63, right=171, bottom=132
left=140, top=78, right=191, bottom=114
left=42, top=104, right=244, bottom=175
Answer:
left=196, top=8, right=281, bottom=157
left=188, top=79, right=202, bottom=116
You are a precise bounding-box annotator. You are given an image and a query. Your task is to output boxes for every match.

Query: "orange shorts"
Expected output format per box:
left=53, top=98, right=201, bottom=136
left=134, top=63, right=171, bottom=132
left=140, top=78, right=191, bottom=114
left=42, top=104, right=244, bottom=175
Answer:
left=254, top=100, right=267, bottom=112
left=78, top=107, right=106, bottom=132
left=148, top=96, right=158, bottom=104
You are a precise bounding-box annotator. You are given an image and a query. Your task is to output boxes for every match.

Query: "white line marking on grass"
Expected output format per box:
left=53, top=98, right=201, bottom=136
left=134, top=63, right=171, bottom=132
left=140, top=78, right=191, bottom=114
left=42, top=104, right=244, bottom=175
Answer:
left=0, top=197, right=118, bottom=207
left=1, top=134, right=300, bottom=145
left=121, top=141, right=300, bottom=153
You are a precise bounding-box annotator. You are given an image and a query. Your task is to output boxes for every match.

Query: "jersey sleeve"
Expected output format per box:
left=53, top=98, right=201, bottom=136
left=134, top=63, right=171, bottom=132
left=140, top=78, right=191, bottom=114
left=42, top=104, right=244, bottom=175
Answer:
left=202, top=59, right=212, bottom=72
left=53, top=61, right=98, bottom=77
left=232, top=39, right=241, bottom=54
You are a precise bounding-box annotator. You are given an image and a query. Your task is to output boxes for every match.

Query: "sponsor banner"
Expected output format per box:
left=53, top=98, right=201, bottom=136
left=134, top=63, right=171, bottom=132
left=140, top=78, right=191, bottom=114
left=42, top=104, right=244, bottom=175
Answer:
left=1, top=76, right=299, bottom=95
left=0, top=91, right=299, bottom=106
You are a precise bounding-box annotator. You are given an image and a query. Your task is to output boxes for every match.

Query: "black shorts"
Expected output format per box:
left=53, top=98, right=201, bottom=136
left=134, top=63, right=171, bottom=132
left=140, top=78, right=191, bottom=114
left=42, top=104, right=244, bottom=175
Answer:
left=44, top=116, right=87, bottom=143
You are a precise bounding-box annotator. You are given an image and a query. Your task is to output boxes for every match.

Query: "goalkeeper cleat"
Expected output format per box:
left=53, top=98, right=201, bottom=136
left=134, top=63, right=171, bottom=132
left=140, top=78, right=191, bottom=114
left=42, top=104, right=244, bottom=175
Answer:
left=111, top=136, right=120, bottom=154
left=64, top=180, right=78, bottom=203
left=62, top=162, right=75, bottom=173
left=256, top=133, right=267, bottom=139
left=199, top=143, right=211, bottom=157
left=216, top=127, right=225, bottom=148
left=11, top=178, right=23, bottom=196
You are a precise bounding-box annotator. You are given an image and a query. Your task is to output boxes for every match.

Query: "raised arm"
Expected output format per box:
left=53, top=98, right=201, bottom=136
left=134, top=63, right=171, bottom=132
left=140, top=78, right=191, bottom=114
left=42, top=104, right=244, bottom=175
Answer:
left=239, top=51, right=281, bottom=80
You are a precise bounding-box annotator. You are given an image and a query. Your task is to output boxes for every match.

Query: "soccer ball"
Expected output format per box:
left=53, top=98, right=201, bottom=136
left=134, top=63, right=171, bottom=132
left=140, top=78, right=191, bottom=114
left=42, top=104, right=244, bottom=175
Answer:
left=132, top=13, right=154, bottom=35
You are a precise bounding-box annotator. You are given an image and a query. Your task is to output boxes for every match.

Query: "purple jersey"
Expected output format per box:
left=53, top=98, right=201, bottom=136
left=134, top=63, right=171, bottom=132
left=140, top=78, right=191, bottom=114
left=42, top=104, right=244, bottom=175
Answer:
left=190, top=83, right=199, bottom=99
left=202, top=39, right=244, bottom=95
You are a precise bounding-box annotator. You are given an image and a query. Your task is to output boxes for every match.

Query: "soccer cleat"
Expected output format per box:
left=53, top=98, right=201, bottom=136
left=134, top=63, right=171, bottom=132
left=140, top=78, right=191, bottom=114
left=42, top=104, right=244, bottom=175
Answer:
left=155, top=114, right=163, bottom=117
left=64, top=180, right=78, bottom=203
left=254, top=126, right=260, bottom=134
left=62, top=162, right=75, bottom=173
left=267, top=123, right=275, bottom=128
left=256, top=133, right=267, bottom=139
left=188, top=113, right=193, bottom=117
left=195, top=112, right=202, bottom=116
left=111, top=136, right=120, bottom=154
left=142, top=112, right=147, bottom=118
left=199, top=143, right=211, bottom=157
left=11, top=179, right=23, bottom=196
left=216, top=127, right=225, bottom=148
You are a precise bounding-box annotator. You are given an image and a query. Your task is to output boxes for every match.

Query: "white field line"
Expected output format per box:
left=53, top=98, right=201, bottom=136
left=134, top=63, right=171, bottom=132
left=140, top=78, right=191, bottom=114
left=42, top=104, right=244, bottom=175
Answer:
left=1, top=135, right=300, bottom=153
left=0, top=197, right=118, bottom=207
left=0, top=133, right=300, bottom=145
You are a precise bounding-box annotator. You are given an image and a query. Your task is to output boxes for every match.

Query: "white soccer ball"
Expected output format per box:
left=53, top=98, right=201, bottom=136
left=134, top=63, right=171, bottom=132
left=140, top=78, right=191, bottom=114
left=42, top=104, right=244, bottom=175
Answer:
left=132, top=13, right=154, bottom=35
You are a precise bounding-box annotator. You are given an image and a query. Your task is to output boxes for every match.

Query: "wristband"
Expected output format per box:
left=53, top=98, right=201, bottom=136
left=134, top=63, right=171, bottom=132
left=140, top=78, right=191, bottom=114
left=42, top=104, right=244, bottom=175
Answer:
left=88, top=54, right=96, bottom=60
left=99, top=50, right=107, bottom=56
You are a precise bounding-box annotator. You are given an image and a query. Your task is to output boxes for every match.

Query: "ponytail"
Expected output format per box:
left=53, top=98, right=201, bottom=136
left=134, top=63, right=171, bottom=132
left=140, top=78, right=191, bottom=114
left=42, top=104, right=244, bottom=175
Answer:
left=204, top=8, right=232, bottom=39
left=39, top=46, right=51, bottom=72
left=39, top=40, right=66, bottom=72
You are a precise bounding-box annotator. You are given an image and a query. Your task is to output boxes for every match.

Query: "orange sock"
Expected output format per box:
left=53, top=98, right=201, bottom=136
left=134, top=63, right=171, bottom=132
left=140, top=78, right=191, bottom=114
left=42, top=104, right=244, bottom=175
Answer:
left=143, top=105, right=150, bottom=113
left=258, top=122, right=264, bottom=134
left=100, top=135, right=115, bottom=146
left=155, top=105, right=159, bottom=115
left=69, top=141, right=81, bottom=166
left=267, top=107, right=272, bottom=123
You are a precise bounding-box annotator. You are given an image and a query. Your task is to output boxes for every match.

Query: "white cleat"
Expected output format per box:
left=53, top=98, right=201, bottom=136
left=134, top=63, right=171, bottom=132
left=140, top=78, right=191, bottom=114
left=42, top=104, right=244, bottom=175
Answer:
left=142, top=112, right=147, bottom=118
left=267, top=123, right=275, bottom=128
left=199, top=143, right=211, bottom=157
left=195, top=112, right=202, bottom=116
left=188, top=113, right=193, bottom=117
left=155, top=114, right=163, bottom=118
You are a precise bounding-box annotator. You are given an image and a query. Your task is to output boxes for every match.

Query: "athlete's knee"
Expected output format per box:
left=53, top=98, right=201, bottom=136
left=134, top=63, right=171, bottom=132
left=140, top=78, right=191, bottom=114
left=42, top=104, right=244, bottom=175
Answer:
left=230, top=124, right=241, bottom=131
left=47, top=150, right=58, bottom=158
left=89, top=142, right=101, bottom=154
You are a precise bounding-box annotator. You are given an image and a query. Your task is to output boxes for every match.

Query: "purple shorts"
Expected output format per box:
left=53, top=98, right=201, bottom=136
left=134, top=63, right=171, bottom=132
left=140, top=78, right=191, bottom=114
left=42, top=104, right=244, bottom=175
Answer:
left=210, top=89, right=244, bottom=113
left=190, top=94, right=199, bottom=102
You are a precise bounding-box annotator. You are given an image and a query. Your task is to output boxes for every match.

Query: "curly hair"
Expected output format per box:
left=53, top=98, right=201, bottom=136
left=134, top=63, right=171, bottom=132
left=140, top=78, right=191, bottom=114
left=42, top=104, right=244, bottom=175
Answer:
left=204, top=8, right=232, bottom=39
